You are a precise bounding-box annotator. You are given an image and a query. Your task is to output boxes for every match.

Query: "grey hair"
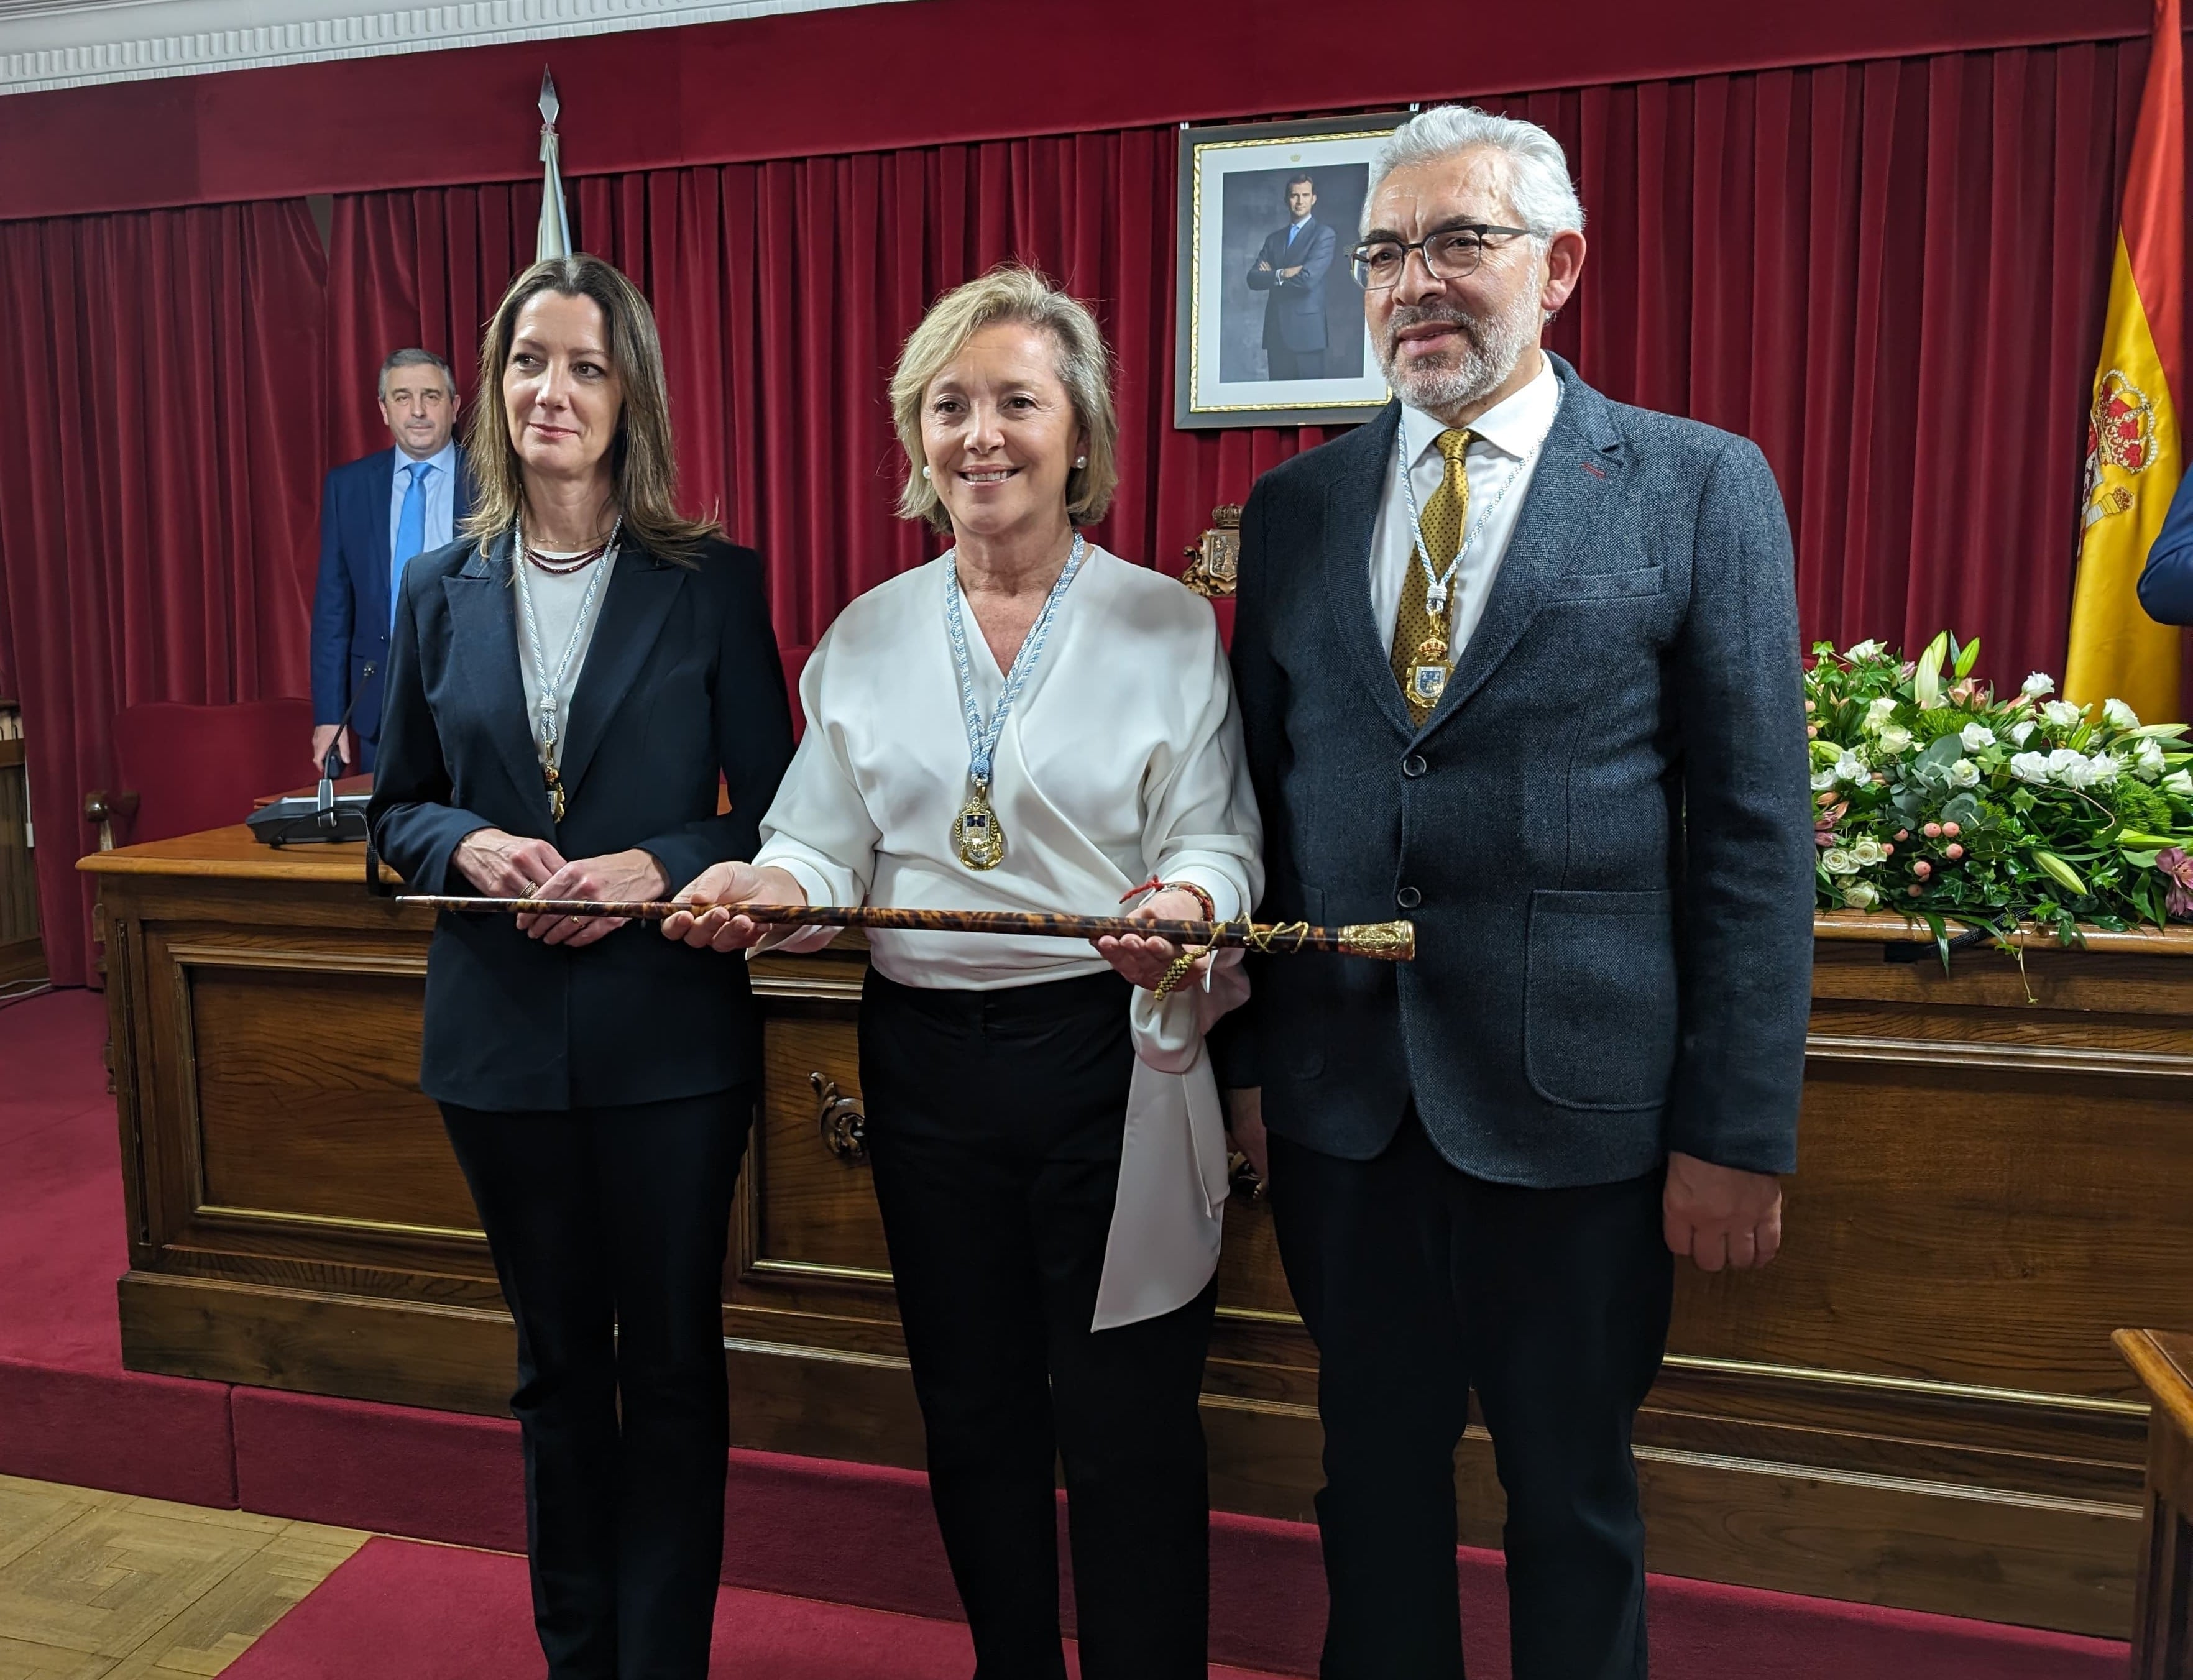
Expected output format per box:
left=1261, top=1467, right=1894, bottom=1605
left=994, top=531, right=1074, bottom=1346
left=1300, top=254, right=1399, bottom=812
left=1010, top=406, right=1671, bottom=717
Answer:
left=1363, top=105, right=1586, bottom=241
left=377, top=347, right=454, bottom=402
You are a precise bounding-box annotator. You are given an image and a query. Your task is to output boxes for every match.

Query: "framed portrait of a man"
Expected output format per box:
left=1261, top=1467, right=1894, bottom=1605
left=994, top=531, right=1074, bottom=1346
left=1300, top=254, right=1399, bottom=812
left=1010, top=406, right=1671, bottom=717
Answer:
left=1174, top=113, right=1405, bottom=429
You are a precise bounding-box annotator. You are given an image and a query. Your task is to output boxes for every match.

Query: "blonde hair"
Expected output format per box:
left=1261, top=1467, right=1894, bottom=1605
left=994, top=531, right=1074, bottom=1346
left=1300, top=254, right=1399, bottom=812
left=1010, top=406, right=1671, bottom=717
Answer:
left=889, top=265, right=1119, bottom=532
left=462, top=253, right=717, bottom=562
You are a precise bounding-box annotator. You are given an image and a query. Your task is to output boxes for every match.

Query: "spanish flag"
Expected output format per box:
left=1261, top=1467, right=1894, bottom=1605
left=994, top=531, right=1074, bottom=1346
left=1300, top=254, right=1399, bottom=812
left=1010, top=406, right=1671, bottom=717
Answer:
left=2064, top=0, right=2184, bottom=725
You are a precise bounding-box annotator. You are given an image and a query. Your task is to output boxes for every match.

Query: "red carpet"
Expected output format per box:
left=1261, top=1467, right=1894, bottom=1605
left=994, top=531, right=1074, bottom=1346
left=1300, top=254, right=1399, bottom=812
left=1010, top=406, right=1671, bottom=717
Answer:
left=0, top=988, right=2136, bottom=1678
left=0, top=987, right=235, bottom=1506
left=221, top=1536, right=1292, bottom=1680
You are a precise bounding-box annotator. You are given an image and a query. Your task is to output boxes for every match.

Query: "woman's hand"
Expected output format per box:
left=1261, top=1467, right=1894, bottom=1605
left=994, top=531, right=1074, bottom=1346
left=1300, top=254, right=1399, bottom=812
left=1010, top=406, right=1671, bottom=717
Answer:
left=453, top=828, right=569, bottom=899
left=660, top=861, right=809, bottom=952
left=1095, top=888, right=1210, bottom=993
left=513, top=848, right=671, bottom=947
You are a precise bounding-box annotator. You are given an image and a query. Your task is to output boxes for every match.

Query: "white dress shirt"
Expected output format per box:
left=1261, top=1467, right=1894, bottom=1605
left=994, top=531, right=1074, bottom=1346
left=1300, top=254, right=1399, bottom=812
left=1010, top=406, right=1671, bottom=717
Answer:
left=1369, top=356, right=1561, bottom=658
left=387, top=438, right=460, bottom=566
left=754, top=546, right=1262, bottom=1329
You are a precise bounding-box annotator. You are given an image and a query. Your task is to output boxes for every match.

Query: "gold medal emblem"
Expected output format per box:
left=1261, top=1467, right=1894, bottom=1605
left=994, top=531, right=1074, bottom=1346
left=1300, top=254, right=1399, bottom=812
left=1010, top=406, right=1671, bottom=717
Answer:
left=954, top=783, right=1005, bottom=871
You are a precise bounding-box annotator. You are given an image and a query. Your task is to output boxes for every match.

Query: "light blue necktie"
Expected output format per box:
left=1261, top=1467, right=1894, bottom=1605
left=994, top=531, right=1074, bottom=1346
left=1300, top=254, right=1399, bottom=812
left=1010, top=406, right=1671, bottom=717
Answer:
left=392, top=462, right=430, bottom=629
left=1287, top=221, right=1301, bottom=249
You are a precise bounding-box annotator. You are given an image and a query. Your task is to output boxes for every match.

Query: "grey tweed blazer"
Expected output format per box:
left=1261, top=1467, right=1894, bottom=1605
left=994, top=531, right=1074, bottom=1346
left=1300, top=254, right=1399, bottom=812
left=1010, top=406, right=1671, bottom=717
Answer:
left=1214, top=354, right=1814, bottom=1185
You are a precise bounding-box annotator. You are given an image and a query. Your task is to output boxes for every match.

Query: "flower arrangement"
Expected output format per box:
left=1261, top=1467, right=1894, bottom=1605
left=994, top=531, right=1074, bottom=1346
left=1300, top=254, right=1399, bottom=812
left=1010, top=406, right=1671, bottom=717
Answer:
left=1806, top=633, right=2193, bottom=950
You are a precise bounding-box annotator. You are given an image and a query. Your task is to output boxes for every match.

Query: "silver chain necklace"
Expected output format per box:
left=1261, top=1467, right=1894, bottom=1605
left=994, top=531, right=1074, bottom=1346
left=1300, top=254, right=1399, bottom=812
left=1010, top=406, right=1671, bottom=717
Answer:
left=1397, top=381, right=1564, bottom=618
left=515, top=513, right=620, bottom=822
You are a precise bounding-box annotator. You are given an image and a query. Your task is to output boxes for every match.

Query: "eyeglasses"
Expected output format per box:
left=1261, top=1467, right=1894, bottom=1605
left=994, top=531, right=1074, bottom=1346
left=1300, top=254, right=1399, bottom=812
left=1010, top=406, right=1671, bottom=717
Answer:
left=1351, top=224, right=1534, bottom=291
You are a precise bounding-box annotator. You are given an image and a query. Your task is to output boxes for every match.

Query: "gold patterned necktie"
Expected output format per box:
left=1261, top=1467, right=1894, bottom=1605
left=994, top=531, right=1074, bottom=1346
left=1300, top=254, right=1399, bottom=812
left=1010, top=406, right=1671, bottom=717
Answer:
left=1390, top=427, right=1473, bottom=722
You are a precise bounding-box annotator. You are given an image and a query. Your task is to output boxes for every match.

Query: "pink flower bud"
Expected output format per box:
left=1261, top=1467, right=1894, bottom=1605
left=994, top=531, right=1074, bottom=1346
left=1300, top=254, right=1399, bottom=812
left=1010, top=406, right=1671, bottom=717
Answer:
left=1805, top=700, right=1816, bottom=714
left=1946, top=843, right=1964, bottom=860
left=1923, top=822, right=1942, bottom=838
left=1942, top=821, right=1961, bottom=838
left=1907, top=884, right=1924, bottom=897
left=1882, top=842, right=1895, bottom=856
left=1895, top=829, right=1909, bottom=841
left=1816, top=833, right=1835, bottom=848
left=1807, top=725, right=1819, bottom=738
left=1873, top=773, right=1888, bottom=784
left=1913, top=860, right=1933, bottom=878
left=1817, top=791, right=1839, bottom=807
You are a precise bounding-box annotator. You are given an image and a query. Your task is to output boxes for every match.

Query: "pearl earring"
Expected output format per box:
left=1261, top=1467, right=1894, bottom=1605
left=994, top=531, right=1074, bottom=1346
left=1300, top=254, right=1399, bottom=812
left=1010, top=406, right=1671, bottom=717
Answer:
left=921, top=465, right=932, bottom=480
left=1074, top=456, right=1087, bottom=468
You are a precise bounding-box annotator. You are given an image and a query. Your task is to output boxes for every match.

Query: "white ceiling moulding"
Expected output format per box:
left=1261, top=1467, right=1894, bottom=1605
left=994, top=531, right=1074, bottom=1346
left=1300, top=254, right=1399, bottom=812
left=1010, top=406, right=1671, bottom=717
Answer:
left=0, top=0, right=909, bottom=97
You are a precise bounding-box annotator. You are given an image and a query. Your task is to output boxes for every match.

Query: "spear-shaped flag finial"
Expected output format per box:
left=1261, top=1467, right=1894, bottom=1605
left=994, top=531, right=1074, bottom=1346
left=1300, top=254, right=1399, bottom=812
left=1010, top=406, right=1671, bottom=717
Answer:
left=535, top=68, right=570, bottom=260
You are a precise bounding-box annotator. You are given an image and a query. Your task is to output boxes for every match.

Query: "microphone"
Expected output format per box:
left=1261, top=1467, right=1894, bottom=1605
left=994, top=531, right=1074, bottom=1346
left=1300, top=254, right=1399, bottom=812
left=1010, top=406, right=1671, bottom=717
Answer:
left=318, top=661, right=377, bottom=832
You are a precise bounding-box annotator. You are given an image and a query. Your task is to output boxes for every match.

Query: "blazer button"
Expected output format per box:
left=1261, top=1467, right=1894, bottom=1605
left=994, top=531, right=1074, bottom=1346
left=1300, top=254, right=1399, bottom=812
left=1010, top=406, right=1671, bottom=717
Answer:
left=1396, top=886, right=1422, bottom=910
left=1402, top=754, right=1428, bottom=779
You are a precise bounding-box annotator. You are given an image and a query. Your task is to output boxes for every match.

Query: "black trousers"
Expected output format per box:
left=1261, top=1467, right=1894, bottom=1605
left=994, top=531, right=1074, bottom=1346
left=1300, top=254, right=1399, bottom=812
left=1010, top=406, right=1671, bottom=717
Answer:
left=441, top=1088, right=755, bottom=1680
left=860, top=968, right=1216, bottom=1680
left=1268, top=1118, right=1673, bottom=1680
left=1266, top=342, right=1327, bottom=380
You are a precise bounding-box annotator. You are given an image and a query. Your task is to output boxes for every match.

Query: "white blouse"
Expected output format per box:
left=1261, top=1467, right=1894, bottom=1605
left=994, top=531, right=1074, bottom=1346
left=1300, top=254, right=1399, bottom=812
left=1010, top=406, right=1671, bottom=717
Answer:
left=753, top=545, right=1263, bottom=1329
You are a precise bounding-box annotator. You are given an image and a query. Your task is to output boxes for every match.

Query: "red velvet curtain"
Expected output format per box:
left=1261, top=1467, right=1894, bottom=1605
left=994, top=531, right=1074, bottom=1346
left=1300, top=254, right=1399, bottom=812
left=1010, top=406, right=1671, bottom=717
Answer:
left=326, top=42, right=2151, bottom=669
left=0, top=201, right=328, bottom=985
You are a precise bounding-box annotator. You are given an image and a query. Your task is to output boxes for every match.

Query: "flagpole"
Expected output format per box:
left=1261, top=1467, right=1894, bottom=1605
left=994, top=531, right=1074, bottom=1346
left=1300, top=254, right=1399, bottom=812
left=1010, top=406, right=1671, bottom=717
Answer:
left=536, top=69, right=571, bottom=262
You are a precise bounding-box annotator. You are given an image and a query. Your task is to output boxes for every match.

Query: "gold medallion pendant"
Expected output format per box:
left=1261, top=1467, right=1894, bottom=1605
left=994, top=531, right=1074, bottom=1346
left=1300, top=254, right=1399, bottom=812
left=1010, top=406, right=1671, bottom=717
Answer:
left=1408, top=634, right=1452, bottom=707
left=954, top=783, right=1005, bottom=871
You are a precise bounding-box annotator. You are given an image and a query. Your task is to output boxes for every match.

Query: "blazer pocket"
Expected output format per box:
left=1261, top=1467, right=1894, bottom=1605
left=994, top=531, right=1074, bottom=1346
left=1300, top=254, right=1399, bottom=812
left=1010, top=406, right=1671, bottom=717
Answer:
left=1524, top=888, right=1677, bottom=1111
left=1259, top=876, right=1326, bottom=1079
left=1548, top=566, right=1664, bottom=602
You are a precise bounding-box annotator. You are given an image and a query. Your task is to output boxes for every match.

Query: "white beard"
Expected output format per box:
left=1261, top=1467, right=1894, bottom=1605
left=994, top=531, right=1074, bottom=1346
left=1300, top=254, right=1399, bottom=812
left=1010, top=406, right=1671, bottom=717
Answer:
left=1376, top=282, right=1542, bottom=414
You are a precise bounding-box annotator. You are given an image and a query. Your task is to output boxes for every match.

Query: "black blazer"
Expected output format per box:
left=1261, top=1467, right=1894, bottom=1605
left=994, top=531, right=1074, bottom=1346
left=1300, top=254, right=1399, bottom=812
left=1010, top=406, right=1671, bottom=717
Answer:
left=1244, top=218, right=1336, bottom=354
left=1215, top=356, right=1814, bottom=1187
left=369, top=530, right=794, bottom=1113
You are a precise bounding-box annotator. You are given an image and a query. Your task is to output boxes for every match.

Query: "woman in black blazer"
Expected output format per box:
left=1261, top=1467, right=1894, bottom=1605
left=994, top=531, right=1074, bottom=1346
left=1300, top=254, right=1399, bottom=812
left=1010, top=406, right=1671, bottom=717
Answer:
left=369, top=253, right=793, bottom=1680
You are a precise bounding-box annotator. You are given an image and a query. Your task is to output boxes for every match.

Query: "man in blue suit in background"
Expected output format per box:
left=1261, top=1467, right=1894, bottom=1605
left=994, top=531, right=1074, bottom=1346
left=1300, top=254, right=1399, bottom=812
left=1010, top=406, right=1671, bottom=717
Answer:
left=1247, top=173, right=1337, bottom=380
left=2136, top=472, right=2193, bottom=627
left=310, top=348, right=472, bottom=774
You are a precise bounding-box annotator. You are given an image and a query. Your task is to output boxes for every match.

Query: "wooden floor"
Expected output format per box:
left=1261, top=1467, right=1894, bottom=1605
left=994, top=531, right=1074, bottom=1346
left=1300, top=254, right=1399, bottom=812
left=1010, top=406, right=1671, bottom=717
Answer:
left=0, top=1476, right=366, bottom=1679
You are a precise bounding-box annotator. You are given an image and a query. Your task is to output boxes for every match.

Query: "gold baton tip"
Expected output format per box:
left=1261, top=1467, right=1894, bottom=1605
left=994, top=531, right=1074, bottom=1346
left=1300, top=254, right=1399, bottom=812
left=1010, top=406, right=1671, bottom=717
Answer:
left=1338, top=920, right=1416, bottom=962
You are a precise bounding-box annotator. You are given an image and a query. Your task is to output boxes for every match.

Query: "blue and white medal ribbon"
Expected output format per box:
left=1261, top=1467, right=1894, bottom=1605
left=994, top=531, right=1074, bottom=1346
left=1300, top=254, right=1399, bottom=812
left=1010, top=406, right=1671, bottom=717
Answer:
left=943, top=532, right=1087, bottom=870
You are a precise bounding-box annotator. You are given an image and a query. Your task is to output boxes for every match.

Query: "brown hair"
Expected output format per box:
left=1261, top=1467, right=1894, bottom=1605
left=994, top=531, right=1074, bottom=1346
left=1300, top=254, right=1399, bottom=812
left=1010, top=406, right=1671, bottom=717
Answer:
left=462, top=253, right=716, bottom=561
left=888, top=265, right=1119, bottom=533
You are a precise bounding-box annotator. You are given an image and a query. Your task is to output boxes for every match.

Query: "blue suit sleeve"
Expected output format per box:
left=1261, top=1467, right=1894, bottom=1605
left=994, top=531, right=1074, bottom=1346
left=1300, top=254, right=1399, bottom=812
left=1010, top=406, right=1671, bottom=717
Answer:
left=2137, top=473, right=2193, bottom=627
left=366, top=562, right=497, bottom=896
left=310, top=469, right=352, bottom=724
left=635, top=549, right=798, bottom=894
left=1245, top=232, right=1278, bottom=291
left=1292, top=223, right=1336, bottom=291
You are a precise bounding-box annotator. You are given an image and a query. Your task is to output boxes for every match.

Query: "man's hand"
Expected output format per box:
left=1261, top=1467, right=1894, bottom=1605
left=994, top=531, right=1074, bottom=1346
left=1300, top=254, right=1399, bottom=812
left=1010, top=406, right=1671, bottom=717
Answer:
left=1094, top=889, right=1208, bottom=992
left=1225, top=1086, right=1269, bottom=1183
left=1279, top=264, right=1304, bottom=280
left=1663, top=1151, right=1783, bottom=1272
left=660, top=861, right=809, bottom=952
left=512, top=848, right=669, bottom=947
left=1255, top=259, right=1272, bottom=272
left=310, top=723, right=355, bottom=775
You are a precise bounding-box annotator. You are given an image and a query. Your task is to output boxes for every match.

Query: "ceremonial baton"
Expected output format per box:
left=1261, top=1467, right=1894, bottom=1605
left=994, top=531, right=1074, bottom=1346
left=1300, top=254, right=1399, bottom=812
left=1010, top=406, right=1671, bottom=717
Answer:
left=393, top=896, right=1416, bottom=962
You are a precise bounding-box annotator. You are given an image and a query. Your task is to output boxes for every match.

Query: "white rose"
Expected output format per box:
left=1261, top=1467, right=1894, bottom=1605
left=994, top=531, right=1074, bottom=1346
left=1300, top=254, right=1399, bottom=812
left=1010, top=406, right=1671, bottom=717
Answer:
left=2009, top=720, right=2036, bottom=747
left=2043, top=700, right=2085, bottom=730
left=2010, top=751, right=2051, bottom=784
left=2166, top=769, right=2193, bottom=797
left=2135, top=738, right=2167, bottom=779
left=1850, top=838, right=1885, bottom=866
left=2046, top=748, right=2085, bottom=781
left=1862, top=696, right=1898, bottom=733
left=2086, top=752, right=2122, bottom=786
left=1876, top=723, right=1913, bottom=755
left=1834, top=753, right=1868, bottom=784
left=1844, top=639, right=1883, bottom=661
left=2104, top=698, right=2141, bottom=730
left=1810, top=768, right=1839, bottom=792
left=1961, top=722, right=1995, bottom=751
left=2021, top=672, right=2055, bottom=699
left=1821, top=848, right=1855, bottom=876
left=2057, top=755, right=2101, bottom=789
left=1949, top=758, right=1981, bottom=789
left=1842, top=881, right=1880, bottom=910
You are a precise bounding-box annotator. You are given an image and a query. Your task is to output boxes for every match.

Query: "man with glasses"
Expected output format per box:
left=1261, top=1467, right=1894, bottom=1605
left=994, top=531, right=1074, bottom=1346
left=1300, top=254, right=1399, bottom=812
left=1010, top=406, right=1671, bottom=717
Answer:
left=309, top=348, right=474, bottom=775
left=1215, top=104, right=1812, bottom=1680
left=1246, top=172, right=1336, bottom=380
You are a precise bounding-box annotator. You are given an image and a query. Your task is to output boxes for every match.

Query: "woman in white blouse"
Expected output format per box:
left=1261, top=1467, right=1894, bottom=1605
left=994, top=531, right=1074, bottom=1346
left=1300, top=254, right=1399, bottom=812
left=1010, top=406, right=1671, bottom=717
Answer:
left=664, top=267, right=1260, bottom=1678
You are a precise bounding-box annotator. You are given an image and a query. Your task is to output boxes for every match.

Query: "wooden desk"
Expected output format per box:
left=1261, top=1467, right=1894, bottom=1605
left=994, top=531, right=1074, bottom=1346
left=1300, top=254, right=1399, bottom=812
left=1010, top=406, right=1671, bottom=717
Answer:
left=82, top=829, right=2193, bottom=1639
left=2117, top=1329, right=2193, bottom=1675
